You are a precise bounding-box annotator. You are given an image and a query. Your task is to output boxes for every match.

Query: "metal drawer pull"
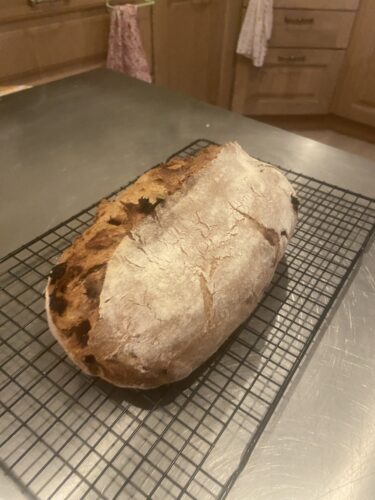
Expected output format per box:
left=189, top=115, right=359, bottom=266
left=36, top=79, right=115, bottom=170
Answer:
left=28, top=0, right=66, bottom=5
left=107, top=0, right=155, bottom=9
left=284, top=16, right=314, bottom=24
left=278, top=55, right=306, bottom=62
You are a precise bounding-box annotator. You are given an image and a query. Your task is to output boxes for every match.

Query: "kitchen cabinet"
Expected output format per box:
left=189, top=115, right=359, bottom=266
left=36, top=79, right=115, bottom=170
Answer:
left=0, top=1, right=108, bottom=85
left=332, top=0, right=375, bottom=127
left=270, top=9, right=355, bottom=49
left=0, top=11, right=108, bottom=84
left=233, top=0, right=358, bottom=116
left=245, top=0, right=359, bottom=9
left=153, top=0, right=242, bottom=108
left=0, top=0, right=104, bottom=22
left=232, top=49, right=344, bottom=115
left=0, top=0, right=152, bottom=86
left=134, top=5, right=153, bottom=74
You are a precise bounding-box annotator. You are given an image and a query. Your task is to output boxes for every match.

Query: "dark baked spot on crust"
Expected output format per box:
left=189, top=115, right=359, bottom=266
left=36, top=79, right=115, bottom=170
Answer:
left=262, top=227, right=279, bottom=247
left=83, top=354, right=100, bottom=374
left=85, top=229, right=117, bottom=250
left=108, top=217, right=122, bottom=226
left=229, top=203, right=280, bottom=249
left=49, top=263, right=84, bottom=314
left=50, top=263, right=67, bottom=284
left=123, top=197, right=164, bottom=216
left=51, top=264, right=82, bottom=288
left=121, top=200, right=137, bottom=214
left=245, top=294, right=255, bottom=305
left=68, top=265, right=83, bottom=278
left=291, top=195, right=299, bottom=212
left=138, top=197, right=156, bottom=214
left=49, top=291, right=67, bottom=315
left=83, top=263, right=107, bottom=278
left=281, top=230, right=288, bottom=237
left=82, top=263, right=107, bottom=300
left=138, top=197, right=164, bottom=214
left=68, top=319, right=91, bottom=347
left=85, top=276, right=103, bottom=300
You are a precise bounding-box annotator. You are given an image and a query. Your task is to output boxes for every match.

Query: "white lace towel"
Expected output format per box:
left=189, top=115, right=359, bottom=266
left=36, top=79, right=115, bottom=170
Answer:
left=236, top=0, right=273, bottom=67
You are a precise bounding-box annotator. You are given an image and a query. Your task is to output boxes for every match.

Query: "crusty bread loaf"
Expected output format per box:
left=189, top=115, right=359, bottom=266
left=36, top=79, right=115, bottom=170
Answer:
left=46, top=143, right=298, bottom=388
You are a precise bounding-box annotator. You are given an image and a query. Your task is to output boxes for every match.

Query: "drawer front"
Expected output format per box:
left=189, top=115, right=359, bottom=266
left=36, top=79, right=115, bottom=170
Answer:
left=0, top=11, right=108, bottom=82
left=243, top=0, right=359, bottom=9
left=274, top=0, right=359, bottom=8
left=0, top=0, right=105, bottom=23
left=232, top=49, right=345, bottom=115
left=271, top=9, right=355, bottom=48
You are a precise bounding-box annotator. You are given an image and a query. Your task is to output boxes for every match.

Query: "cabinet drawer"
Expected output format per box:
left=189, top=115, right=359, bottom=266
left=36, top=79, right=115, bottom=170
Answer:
left=271, top=9, right=355, bottom=48
left=0, top=11, right=108, bottom=82
left=243, top=0, right=359, bottom=9
left=0, top=0, right=105, bottom=23
left=232, top=49, right=345, bottom=115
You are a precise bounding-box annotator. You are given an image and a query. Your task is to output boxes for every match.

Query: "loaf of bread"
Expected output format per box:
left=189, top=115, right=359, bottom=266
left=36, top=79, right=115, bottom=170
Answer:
left=46, top=143, right=298, bottom=389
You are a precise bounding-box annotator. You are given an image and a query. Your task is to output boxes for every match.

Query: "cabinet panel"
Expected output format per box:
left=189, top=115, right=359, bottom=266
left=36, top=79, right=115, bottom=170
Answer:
left=0, top=25, right=36, bottom=80
left=232, top=49, right=344, bottom=115
left=137, top=6, right=153, bottom=73
left=153, top=0, right=242, bottom=107
left=0, top=11, right=108, bottom=83
left=0, top=0, right=105, bottom=22
left=271, top=9, right=355, bottom=49
left=333, top=0, right=375, bottom=127
left=244, top=0, right=359, bottom=9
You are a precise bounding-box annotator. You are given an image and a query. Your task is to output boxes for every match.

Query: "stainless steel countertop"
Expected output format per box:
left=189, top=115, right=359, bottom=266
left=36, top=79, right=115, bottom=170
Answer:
left=1, top=69, right=374, bottom=499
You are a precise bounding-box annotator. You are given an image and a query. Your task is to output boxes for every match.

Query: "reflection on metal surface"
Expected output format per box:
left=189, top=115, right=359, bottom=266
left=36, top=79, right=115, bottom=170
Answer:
left=229, top=239, right=375, bottom=500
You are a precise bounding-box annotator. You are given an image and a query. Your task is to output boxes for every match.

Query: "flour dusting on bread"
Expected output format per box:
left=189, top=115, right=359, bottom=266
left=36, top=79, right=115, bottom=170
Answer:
left=46, top=143, right=298, bottom=388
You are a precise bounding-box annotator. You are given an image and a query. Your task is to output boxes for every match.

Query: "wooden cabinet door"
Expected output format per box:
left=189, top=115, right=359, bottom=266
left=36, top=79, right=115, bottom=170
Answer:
left=0, top=0, right=104, bottom=23
left=270, top=9, right=355, bottom=49
left=333, top=0, right=375, bottom=127
left=0, top=0, right=153, bottom=86
left=232, top=49, right=344, bottom=115
left=245, top=0, right=359, bottom=8
left=0, top=10, right=108, bottom=85
left=153, top=0, right=242, bottom=107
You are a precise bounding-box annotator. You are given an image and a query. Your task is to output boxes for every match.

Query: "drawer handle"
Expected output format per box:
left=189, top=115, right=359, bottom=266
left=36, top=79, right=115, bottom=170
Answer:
left=28, top=0, right=66, bottom=6
left=278, top=55, right=306, bottom=62
left=284, top=16, right=314, bottom=24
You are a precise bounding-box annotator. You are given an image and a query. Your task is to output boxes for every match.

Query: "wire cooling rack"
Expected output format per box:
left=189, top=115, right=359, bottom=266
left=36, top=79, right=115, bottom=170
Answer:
left=1, top=139, right=375, bottom=500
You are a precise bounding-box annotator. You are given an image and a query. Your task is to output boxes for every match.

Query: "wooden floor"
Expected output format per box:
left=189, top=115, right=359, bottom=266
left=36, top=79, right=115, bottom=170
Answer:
left=288, top=128, right=375, bottom=164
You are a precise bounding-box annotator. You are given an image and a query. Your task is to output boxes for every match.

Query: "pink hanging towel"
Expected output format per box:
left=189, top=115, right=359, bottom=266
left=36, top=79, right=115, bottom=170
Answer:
left=106, top=4, right=152, bottom=83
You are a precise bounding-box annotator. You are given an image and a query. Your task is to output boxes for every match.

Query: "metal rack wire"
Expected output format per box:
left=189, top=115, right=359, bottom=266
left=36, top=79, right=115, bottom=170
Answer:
left=1, top=139, right=374, bottom=500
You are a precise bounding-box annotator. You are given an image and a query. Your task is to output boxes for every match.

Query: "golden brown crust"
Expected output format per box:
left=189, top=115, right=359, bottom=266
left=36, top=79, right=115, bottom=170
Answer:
left=47, top=146, right=221, bottom=362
